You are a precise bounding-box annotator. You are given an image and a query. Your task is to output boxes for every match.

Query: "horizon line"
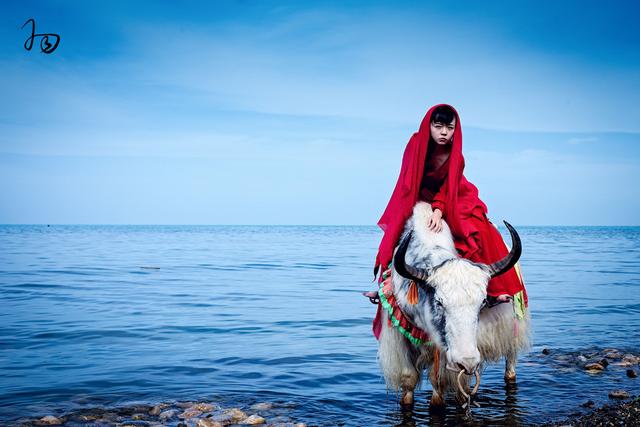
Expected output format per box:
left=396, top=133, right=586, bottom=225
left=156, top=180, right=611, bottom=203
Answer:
left=1, top=223, right=639, bottom=228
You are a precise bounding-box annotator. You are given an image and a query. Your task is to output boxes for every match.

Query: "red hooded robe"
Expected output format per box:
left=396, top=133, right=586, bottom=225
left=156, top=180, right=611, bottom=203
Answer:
left=372, top=103, right=528, bottom=339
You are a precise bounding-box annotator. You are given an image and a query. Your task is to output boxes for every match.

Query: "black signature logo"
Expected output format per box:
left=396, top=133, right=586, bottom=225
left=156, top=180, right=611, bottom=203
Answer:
left=21, top=18, right=60, bottom=54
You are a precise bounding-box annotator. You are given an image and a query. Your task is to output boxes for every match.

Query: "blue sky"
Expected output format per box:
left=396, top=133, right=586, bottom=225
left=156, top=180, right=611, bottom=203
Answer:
left=1, top=1, right=639, bottom=225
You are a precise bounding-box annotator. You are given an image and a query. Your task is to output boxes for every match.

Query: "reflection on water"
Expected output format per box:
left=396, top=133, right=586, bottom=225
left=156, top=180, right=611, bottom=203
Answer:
left=1, top=225, right=639, bottom=425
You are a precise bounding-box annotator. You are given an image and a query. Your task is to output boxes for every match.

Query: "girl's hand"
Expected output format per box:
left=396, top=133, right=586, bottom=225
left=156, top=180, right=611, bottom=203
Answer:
left=428, top=208, right=443, bottom=233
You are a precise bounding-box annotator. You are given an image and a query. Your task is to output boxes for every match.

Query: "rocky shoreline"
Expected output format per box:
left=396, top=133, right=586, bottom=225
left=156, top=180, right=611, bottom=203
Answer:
left=10, top=400, right=307, bottom=427
left=8, top=346, right=640, bottom=426
left=9, top=395, right=640, bottom=427
left=539, top=395, right=640, bottom=427
left=534, top=346, right=639, bottom=426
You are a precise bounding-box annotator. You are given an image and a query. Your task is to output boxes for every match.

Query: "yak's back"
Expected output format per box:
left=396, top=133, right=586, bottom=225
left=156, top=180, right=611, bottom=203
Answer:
left=402, top=202, right=457, bottom=256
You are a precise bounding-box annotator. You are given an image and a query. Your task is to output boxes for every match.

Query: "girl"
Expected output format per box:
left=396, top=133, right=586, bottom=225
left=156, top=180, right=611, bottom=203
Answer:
left=371, top=103, right=528, bottom=340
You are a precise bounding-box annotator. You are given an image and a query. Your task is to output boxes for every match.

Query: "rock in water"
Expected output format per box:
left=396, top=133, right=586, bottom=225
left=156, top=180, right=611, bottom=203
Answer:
left=212, top=408, right=248, bottom=424
left=192, top=402, right=217, bottom=412
left=580, top=400, right=595, bottom=408
left=159, top=409, right=178, bottom=420
left=605, top=351, right=623, bottom=360
left=241, top=414, right=266, bottom=424
left=585, top=362, right=605, bottom=372
left=38, top=415, right=63, bottom=425
left=197, top=419, right=224, bottom=427
left=608, top=390, right=630, bottom=399
left=179, top=408, right=202, bottom=419
left=176, top=401, right=195, bottom=408
left=250, top=402, right=273, bottom=411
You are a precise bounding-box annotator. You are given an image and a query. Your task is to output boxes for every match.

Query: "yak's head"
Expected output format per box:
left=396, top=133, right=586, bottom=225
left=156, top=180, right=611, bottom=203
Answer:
left=393, top=222, right=521, bottom=374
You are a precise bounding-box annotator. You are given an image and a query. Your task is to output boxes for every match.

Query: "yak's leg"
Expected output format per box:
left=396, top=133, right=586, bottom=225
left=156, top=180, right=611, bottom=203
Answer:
left=428, top=349, right=447, bottom=409
left=400, top=369, right=419, bottom=408
left=429, top=381, right=446, bottom=408
left=378, top=316, right=421, bottom=408
left=504, top=350, right=517, bottom=383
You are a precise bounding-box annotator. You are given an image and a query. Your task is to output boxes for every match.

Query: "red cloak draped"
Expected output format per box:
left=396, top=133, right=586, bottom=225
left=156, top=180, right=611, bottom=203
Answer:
left=372, top=103, right=528, bottom=340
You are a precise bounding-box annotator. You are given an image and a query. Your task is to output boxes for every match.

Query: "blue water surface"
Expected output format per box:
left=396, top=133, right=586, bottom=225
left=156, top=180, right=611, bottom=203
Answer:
left=1, top=225, right=639, bottom=425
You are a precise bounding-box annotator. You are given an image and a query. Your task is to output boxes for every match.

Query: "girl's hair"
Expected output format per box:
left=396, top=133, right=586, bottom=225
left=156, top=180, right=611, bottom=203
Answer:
left=430, top=105, right=456, bottom=125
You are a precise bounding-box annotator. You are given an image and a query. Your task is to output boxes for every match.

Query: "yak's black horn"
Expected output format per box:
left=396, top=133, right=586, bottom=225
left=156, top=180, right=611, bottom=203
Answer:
left=393, top=230, right=430, bottom=282
left=484, top=220, right=522, bottom=278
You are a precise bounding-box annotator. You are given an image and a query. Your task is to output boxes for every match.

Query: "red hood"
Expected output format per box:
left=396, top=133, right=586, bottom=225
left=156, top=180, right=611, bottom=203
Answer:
left=373, top=103, right=467, bottom=281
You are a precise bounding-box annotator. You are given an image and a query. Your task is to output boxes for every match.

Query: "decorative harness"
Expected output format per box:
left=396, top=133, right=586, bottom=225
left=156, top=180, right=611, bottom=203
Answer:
left=377, top=264, right=432, bottom=346
left=366, top=262, right=524, bottom=347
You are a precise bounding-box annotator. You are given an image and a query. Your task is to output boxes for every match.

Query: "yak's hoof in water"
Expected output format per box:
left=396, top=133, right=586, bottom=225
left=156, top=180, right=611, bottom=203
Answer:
left=504, top=370, right=517, bottom=384
left=400, top=391, right=414, bottom=409
left=429, top=393, right=446, bottom=412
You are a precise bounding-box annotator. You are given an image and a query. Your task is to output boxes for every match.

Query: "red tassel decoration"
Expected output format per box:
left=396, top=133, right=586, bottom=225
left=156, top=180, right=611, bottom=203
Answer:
left=407, top=281, right=419, bottom=305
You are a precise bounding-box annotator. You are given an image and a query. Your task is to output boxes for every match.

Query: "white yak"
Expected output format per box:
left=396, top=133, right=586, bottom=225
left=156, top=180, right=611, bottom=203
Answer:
left=377, top=201, right=531, bottom=408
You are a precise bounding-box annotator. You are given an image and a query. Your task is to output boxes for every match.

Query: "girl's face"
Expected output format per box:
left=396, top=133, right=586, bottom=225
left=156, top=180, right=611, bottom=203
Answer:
left=430, top=117, right=456, bottom=145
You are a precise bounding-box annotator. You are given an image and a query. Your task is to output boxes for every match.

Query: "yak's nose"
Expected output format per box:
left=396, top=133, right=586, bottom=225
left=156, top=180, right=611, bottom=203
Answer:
left=456, top=357, right=479, bottom=374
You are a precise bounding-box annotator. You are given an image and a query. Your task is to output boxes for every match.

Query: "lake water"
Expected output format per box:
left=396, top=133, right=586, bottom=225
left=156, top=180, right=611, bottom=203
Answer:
left=1, top=225, right=639, bottom=425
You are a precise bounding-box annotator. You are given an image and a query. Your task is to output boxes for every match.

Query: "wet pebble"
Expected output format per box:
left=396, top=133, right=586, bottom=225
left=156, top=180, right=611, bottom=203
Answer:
left=581, top=400, right=595, bottom=408
left=605, top=351, right=623, bottom=360
left=176, top=401, right=196, bottom=408
left=179, top=408, right=203, bottom=419
left=624, top=354, right=640, bottom=364
left=120, top=421, right=150, bottom=427
left=159, top=409, right=178, bottom=420
left=241, top=414, right=266, bottom=424
left=608, top=389, right=631, bottom=399
left=627, top=369, right=638, bottom=378
left=613, top=355, right=640, bottom=367
left=192, top=402, right=217, bottom=412
left=211, top=407, right=248, bottom=424
left=250, top=402, right=273, bottom=411
left=149, top=405, right=162, bottom=416
left=197, top=419, right=224, bottom=427
left=585, top=362, right=605, bottom=372
left=37, top=415, right=63, bottom=425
